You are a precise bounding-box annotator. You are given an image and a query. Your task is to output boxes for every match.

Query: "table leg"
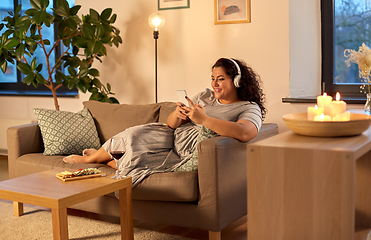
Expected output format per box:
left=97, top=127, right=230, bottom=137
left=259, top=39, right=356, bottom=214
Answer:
left=13, top=201, right=23, bottom=216
left=51, top=208, right=68, bottom=240
left=119, top=187, right=134, bottom=240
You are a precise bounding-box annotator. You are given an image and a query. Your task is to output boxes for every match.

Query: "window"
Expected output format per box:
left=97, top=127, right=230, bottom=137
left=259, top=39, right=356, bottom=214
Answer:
left=0, top=0, right=77, bottom=96
left=322, top=0, right=371, bottom=99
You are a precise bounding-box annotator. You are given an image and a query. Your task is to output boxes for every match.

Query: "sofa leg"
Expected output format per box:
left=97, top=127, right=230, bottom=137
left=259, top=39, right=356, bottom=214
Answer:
left=209, top=231, right=221, bottom=240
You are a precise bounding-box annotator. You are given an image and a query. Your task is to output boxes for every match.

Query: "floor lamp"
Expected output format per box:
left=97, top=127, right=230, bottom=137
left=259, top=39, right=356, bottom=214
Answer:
left=148, top=13, right=165, bottom=103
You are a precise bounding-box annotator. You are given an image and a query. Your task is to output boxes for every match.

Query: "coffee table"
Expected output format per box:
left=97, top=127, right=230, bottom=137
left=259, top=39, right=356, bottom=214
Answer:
left=0, top=169, right=133, bottom=240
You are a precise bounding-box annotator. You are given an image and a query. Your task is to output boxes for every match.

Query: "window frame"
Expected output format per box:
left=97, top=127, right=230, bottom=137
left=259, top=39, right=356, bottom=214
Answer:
left=0, top=0, right=78, bottom=97
left=321, top=0, right=366, bottom=100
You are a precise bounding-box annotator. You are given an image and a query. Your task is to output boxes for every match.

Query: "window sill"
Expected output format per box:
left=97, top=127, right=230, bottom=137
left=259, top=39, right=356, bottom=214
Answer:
left=282, top=96, right=366, bottom=104
left=0, top=90, right=79, bottom=97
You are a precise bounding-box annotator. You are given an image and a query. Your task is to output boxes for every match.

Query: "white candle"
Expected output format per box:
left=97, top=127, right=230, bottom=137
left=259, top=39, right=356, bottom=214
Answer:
left=307, top=105, right=325, bottom=120
left=329, top=92, right=346, bottom=118
left=332, top=111, right=350, bottom=121
left=314, top=113, right=332, bottom=122
left=317, top=92, right=333, bottom=115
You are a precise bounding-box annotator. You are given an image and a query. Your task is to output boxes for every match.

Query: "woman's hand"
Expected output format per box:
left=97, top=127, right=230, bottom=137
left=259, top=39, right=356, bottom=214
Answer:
left=183, top=97, right=208, bottom=125
left=166, top=102, right=190, bottom=129
left=175, top=102, right=190, bottom=121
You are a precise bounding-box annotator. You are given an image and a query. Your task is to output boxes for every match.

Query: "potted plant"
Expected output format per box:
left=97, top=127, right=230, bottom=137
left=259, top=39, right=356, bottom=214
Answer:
left=0, top=0, right=122, bottom=110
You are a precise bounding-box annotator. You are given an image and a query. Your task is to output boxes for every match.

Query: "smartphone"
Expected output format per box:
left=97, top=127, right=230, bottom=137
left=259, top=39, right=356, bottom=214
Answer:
left=177, top=90, right=189, bottom=107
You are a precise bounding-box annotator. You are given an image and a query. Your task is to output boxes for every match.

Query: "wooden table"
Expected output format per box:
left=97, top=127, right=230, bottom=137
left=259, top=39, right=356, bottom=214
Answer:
left=0, top=169, right=133, bottom=240
left=247, top=128, right=371, bottom=240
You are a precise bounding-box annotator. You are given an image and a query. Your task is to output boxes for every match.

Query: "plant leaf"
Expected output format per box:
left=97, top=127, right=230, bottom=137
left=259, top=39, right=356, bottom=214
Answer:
left=101, top=8, right=112, bottom=21
left=36, top=63, right=43, bottom=72
left=82, top=24, right=94, bottom=39
left=110, top=14, right=117, bottom=23
left=30, top=0, right=42, bottom=10
left=15, top=43, right=25, bottom=60
left=89, top=9, right=99, bottom=21
left=69, top=5, right=81, bottom=16
left=53, top=6, right=68, bottom=17
left=31, top=57, right=37, bottom=70
left=36, top=73, right=46, bottom=83
left=34, top=10, right=47, bottom=25
left=78, top=67, right=88, bottom=78
left=0, top=61, right=7, bottom=73
left=22, top=73, right=35, bottom=85
left=88, top=68, right=99, bottom=77
left=5, top=38, right=20, bottom=50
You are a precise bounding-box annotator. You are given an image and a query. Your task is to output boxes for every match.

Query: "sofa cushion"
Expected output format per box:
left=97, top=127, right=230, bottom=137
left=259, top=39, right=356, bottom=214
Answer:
left=33, top=108, right=101, bottom=156
left=83, top=101, right=161, bottom=143
left=133, top=171, right=199, bottom=202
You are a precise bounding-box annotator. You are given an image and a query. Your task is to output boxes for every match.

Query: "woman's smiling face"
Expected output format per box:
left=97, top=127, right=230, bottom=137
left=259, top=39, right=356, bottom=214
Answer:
left=211, top=67, right=239, bottom=104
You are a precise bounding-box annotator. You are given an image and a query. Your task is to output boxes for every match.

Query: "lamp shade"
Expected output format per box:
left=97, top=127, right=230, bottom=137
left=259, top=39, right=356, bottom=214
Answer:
left=148, top=13, right=165, bottom=31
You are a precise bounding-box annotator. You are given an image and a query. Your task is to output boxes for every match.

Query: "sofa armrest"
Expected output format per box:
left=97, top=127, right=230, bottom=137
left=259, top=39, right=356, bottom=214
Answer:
left=7, top=123, right=44, bottom=178
left=196, top=123, right=279, bottom=232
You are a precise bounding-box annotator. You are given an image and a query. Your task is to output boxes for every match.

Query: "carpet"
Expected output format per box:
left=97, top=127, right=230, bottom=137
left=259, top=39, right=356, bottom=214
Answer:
left=0, top=200, right=194, bottom=240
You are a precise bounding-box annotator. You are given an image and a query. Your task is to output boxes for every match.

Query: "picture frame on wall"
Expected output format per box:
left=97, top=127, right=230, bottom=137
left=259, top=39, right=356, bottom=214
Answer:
left=214, top=0, right=251, bottom=24
left=158, top=0, right=190, bottom=10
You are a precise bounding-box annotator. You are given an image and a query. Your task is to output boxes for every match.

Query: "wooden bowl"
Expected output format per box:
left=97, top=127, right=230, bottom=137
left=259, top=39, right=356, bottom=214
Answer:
left=282, top=112, right=371, bottom=137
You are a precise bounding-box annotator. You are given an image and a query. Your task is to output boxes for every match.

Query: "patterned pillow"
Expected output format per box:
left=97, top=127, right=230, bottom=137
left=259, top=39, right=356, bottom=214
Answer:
left=175, top=126, right=219, bottom=172
left=33, top=108, right=101, bottom=156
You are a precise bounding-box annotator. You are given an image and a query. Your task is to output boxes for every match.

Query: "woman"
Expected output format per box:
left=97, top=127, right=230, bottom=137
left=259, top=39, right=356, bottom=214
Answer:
left=63, top=58, right=266, bottom=187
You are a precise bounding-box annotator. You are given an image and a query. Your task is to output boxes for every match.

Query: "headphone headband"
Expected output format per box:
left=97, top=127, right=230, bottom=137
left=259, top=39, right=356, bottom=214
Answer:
left=229, top=58, right=241, bottom=88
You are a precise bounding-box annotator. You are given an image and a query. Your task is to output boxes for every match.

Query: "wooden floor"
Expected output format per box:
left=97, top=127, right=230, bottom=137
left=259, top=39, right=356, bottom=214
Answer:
left=0, top=156, right=248, bottom=240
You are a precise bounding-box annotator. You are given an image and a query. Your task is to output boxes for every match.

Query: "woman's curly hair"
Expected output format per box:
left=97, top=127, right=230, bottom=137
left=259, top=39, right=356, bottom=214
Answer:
left=212, top=58, right=267, bottom=118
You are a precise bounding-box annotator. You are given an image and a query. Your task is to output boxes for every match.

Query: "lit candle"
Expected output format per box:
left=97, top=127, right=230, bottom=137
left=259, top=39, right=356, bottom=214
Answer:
left=317, top=92, right=333, bottom=115
left=329, top=92, right=347, bottom=118
left=314, top=113, right=332, bottom=122
left=307, top=105, right=325, bottom=120
left=332, top=111, right=350, bottom=121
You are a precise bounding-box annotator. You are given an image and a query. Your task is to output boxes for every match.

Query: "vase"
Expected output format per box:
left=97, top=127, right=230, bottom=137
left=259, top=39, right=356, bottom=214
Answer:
left=365, top=93, right=371, bottom=115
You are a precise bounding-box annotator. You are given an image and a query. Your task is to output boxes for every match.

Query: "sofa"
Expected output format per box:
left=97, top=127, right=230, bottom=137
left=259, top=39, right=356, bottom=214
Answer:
left=7, top=100, right=279, bottom=240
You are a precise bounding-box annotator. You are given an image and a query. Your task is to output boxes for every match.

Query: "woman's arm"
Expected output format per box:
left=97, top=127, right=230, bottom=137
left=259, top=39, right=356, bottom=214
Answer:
left=184, top=97, right=258, bottom=142
left=166, top=103, right=190, bottom=129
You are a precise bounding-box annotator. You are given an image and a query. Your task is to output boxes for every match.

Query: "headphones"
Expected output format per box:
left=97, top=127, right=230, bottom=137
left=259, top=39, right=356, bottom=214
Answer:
left=229, top=58, right=241, bottom=88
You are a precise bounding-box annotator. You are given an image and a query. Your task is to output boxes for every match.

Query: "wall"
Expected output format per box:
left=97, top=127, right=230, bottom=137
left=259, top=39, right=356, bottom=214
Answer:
left=0, top=0, right=363, bottom=150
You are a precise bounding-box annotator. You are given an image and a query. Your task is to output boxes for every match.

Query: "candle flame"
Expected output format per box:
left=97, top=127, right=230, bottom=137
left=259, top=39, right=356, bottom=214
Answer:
left=323, top=92, right=327, bottom=97
left=320, top=113, right=324, bottom=118
left=315, top=105, right=318, bottom=109
left=336, top=92, right=340, bottom=101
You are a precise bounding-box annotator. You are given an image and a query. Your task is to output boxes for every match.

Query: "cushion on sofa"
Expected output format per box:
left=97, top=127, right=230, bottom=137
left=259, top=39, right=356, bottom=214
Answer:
left=83, top=101, right=161, bottom=143
left=158, top=102, right=177, bottom=123
left=33, top=108, right=101, bottom=156
left=133, top=171, right=199, bottom=202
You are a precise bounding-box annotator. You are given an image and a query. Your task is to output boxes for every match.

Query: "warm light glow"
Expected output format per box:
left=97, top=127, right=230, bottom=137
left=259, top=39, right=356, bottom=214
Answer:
left=148, top=13, right=165, bottom=31
left=323, top=92, right=327, bottom=97
left=315, top=105, right=318, bottom=109
left=336, top=92, right=340, bottom=101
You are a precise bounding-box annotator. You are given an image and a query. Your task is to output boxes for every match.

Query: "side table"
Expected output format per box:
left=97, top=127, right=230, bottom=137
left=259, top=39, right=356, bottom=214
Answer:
left=0, top=169, right=133, bottom=240
left=247, top=129, right=371, bottom=240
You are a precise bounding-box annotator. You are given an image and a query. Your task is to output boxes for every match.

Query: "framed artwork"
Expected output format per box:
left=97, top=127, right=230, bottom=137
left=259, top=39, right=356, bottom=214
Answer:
left=158, top=0, right=190, bottom=10
left=214, top=0, right=251, bottom=24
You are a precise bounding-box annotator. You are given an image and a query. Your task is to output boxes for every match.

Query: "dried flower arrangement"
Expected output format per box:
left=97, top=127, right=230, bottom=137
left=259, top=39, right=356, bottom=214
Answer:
left=344, top=43, right=371, bottom=94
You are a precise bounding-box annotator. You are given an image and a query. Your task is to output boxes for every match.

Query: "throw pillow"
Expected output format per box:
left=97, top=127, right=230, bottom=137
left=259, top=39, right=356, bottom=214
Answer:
left=33, top=108, right=101, bottom=156
left=83, top=101, right=161, bottom=143
left=175, top=126, right=219, bottom=172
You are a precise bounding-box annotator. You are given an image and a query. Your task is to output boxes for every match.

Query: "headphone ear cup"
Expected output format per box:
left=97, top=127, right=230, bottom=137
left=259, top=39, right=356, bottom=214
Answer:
left=229, top=58, right=241, bottom=88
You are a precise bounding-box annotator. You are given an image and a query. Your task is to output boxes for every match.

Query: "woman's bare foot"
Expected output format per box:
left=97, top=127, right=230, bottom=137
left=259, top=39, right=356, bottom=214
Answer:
left=82, top=148, right=98, bottom=156
left=63, top=155, right=78, bottom=164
